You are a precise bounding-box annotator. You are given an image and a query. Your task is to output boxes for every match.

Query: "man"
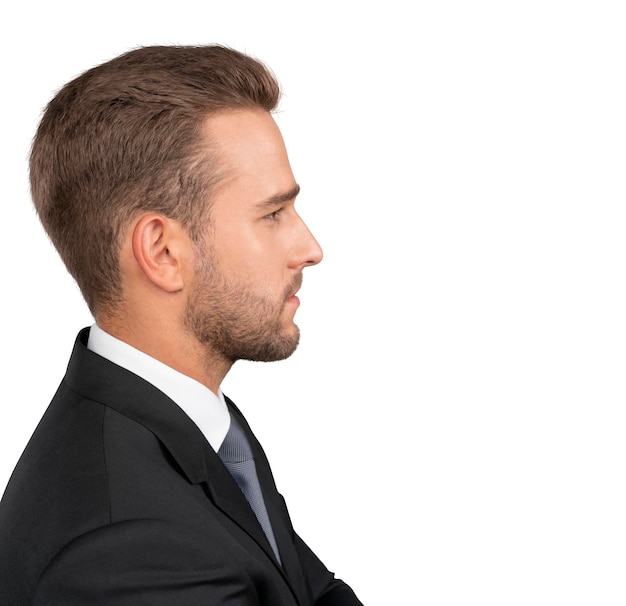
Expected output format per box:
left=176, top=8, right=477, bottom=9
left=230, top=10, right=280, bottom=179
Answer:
left=0, top=45, right=362, bottom=605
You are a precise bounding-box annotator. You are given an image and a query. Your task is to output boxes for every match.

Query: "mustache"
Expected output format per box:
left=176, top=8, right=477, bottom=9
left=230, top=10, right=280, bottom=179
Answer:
left=284, top=273, right=303, bottom=299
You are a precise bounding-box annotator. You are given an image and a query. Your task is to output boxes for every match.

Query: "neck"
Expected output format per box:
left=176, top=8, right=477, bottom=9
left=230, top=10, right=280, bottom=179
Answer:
left=96, top=315, right=232, bottom=395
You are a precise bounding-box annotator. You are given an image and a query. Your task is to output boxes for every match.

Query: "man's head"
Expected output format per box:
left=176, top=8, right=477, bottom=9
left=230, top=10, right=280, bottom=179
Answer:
left=29, top=45, right=322, bottom=375
left=30, top=45, right=281, bottom=315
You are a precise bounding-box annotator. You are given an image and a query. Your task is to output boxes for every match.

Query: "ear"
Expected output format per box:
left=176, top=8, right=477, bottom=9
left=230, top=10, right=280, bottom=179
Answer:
left=131, top=214, right=188, bottom=293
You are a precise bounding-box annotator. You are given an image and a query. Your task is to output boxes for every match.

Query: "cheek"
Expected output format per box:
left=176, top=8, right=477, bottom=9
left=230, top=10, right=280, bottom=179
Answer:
left=213, top=228, right=290, bottom=290
left=214, top=227, right=266, bottom=268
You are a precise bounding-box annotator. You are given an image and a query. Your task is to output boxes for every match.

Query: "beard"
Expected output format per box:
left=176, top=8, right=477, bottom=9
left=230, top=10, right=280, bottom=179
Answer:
left=183, top=260, right=303, bottom=364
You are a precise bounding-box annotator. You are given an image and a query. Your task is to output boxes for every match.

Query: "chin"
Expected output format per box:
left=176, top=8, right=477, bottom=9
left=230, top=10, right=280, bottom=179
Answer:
left=244, top=325, right=301, bottom=363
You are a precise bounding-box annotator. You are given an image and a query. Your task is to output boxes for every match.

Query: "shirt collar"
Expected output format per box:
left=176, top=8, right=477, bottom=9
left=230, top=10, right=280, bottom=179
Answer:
left=87, top=323, right=230, bottom=451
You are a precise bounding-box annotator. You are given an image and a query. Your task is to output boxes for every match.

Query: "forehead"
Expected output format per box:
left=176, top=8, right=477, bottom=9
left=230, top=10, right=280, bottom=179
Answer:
left=202, top=109, right=297, bottom=209
left=203, top=109, right=287, bottom=170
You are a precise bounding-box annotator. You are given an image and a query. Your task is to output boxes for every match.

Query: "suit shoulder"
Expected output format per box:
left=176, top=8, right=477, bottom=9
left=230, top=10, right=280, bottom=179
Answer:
left=0, top=383, right=113, bottom=602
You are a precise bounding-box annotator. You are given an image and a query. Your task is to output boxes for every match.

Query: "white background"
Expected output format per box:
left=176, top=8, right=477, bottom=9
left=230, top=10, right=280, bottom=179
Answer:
left=1, top=1, right=625, bottom=604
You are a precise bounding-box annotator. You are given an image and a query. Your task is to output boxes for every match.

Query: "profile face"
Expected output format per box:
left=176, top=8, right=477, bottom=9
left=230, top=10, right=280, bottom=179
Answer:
left=184, top=109, right=323, bottom=363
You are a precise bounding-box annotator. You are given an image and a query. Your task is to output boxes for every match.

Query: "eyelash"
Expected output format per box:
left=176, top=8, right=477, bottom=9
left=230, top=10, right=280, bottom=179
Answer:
left=264, top=208, right=283, bottom=221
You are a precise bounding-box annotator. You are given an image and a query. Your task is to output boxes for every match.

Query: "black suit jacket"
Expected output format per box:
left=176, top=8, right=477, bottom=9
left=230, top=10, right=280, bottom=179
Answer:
left=0, top=329, right=362, bottom=605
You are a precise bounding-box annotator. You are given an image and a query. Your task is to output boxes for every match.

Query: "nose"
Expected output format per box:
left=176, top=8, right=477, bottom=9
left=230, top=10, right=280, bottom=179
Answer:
left=291, top=214, right=323, bottom=270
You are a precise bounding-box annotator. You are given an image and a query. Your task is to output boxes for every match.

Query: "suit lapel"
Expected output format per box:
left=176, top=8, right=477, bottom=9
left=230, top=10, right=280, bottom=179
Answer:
left=200, top=438, right=283, bottom=568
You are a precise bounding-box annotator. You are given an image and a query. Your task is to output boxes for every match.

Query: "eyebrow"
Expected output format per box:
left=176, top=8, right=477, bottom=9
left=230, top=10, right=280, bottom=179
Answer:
left=255, top=184, right=301, bottom=210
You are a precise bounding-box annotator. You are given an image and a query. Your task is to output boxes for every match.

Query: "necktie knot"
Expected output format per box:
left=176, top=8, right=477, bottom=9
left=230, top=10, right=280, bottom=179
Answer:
left=217, top=419, right=253, bottom=464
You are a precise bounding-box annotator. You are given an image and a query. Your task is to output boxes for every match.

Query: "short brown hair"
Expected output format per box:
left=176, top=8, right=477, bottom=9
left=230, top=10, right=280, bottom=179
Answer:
left=30, top=45, right=281, bottom=315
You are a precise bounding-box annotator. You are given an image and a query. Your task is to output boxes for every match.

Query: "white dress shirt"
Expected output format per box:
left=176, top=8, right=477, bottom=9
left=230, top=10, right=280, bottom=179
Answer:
left=87, top=323, right=230, bottom=452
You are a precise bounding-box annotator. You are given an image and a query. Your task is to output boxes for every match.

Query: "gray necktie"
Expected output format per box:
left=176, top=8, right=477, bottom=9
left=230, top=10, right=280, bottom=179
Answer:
left=218, top=416, right=281, bottom=563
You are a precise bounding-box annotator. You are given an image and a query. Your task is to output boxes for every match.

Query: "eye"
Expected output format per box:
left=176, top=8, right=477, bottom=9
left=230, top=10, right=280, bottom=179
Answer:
left=264, top=208, right=283, bottom=221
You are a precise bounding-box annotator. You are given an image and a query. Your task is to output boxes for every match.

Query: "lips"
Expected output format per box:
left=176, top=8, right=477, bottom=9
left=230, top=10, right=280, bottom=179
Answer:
left=286, top=287, right=300, bottom=305
left=285, top=274, right=303, bottom=301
